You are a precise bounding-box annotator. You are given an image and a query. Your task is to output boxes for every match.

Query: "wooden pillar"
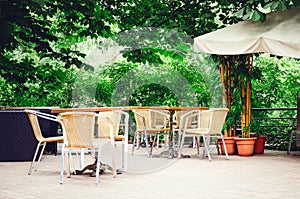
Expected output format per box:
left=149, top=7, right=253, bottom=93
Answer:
left=219, top=56, right=230, bottom=137
left=226, top=59, right=232, bottom=137
left=240, top=75, right=246, bottom=137
left=245, top=54, right=252, bottom=137
left=220, top=59, right=226, bottom=107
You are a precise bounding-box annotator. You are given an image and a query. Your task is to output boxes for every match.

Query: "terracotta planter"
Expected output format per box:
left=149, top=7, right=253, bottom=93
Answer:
left=218, top=137, right=236, bottom=155
left=254, top=136, right=267, bottom=154
left=235, top=137, right=257, bottom=156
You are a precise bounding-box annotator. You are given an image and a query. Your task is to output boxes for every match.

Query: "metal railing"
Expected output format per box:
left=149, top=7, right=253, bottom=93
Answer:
left=251, top=107, right=297, bottom=151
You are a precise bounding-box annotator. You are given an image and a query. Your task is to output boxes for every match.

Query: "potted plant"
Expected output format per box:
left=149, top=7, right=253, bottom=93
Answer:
left=235, top=126, right=256, bottom=156
left=217, top=137, right=236, bottom=155
left=218, top=55, right=257, bottom=156
left=250, top=120, right=268, bottom=154
left=254, top=135, right=267, bottom=154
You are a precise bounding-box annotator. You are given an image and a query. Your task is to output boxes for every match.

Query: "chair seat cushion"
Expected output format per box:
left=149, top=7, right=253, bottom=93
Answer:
left=185, top=128, right=209, bottom=134
left=42, top=136, right=64, bottom=142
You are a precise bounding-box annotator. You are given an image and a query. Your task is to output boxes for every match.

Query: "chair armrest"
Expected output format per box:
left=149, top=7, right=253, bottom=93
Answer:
left=24, top=109, right=59, bottom=123
left=114, top=110, right=130, bottom=138
left=182, top=111, right=200, bottom=132
left=149, top=109, right=169, bottom=118
left=149, top=109, right=170, bottom=128
left=180, top=110, right=199, bottom=130
left=132, top=110, right=147, bottom=129
left=96, top=114, right=115, bottom=144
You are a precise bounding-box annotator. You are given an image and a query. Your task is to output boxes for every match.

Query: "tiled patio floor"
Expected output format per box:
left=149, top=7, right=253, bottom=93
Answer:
left=1, top=146, right=300, bottom=199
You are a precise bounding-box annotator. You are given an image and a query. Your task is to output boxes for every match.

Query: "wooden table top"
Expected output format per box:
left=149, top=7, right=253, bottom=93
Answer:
left=51, top=106, right=209, bottom=113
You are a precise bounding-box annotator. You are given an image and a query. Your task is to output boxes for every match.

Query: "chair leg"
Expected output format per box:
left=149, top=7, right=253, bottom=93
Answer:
left=95, top=149, right=101, bottom=185
left=28, top=141, right=44, bottom=175
left=111, top=144, right=117, bottom=177
left=144, top=133, right=151, bottom=158
left=192, top=136, right=196, bottom=148
left=34, top=142, right=47, bottom=172
left=68, top=152, right=76, bottom=174
left=172, top=132, right=177, bottom=150
left=195, top=137, right=200, bottom=155
left=149, top=135, right=157, bottom=157
left=122, top=140, right=128, bottom=171
left=164, top=134, right=169, bottom=148
left=65, top=151, right=71, bottom=178
left=177, top=133, right=185, bottom=158
left=176, top=131, right=181, bottom=151
left=220, top=134, right=229, bottom=160
left=60, top=145, right=65, bottom=184
left=122, top=141, right=125, bottom=171
left=216, top=139, right=221, bottom=155
left=132, top=132, right=137, bottom=155
left=123, top=140, right=128, bottom=171
left=136, top=133, right=141, bottom=149
left=80, top=148, right=85, bottom=169
left=202, top=135, right=212, bottom=161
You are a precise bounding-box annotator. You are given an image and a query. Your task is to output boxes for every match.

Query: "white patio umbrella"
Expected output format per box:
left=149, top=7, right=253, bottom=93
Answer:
left=193, top=6, right=300, bottom=137
left=194, top=6, right=300, bottom=58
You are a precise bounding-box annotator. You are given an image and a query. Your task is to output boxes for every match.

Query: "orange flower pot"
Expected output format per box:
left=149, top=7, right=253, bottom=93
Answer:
left=235, top=137, right=256, bottom=156
left=218, top=137, right=236, bottom=155
left=254, top=136, right=267, bottom=154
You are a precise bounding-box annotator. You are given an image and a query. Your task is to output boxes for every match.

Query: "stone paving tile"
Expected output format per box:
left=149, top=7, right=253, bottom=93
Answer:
left=1, top=148, right=300, bottom=199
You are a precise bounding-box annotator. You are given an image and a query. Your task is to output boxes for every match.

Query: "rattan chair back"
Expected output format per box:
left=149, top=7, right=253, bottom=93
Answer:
left=60, top=112, right=96, bottom=148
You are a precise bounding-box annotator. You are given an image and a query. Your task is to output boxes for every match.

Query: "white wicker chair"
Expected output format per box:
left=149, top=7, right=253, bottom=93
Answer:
left=178, top=108, right=229, bottom=161
left=25, top=109, right=63, bottom=175
left=173, top=110, right=198, bottom=150
left=96, top=110, right=129, bottom=171
left=59, top=112, right=115, bottom=184
left=132, top=109, right=170, bottom=157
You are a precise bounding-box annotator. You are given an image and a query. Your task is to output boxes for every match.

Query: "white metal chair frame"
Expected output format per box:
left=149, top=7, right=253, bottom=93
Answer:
left=25, top=109, right=63, bottom=175
left=174, top=110, right=199, bottom=151
left=96, top=110, right=129, bottom=172
left=152, top=109, right=170, bottom=149
left=116, top=110, right=129, bottom=171
left=132, top=109, right=170, bottom=158
left=59, top=112, right=116, bottom=185
left=178, top=108, right=229, bottom=161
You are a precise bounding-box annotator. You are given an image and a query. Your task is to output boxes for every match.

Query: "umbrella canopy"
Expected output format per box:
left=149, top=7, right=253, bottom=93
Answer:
left=194, top=6, right=300, bottom=59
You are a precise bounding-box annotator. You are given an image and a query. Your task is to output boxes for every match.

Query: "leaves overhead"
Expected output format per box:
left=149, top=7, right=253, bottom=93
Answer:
left=0, top=0, right=299, bottom=107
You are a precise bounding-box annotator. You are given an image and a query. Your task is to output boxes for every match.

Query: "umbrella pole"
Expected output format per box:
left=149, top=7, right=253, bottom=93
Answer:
left=245, top=54, right=252, bottom=137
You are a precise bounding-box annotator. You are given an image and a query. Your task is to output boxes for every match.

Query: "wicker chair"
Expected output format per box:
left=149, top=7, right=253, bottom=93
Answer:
left=96, top=110, right=129, bottom=171
left=173, top=110, right=193, bottom=149
left=25, top=109, right=63, bottom=175
left=177, top=108, right=229, bottom=161
left=151, top=109, right=170, bottom=149
left=59, top=112, right=115, bottom=184
left=132, top=109, right=170, bottom=157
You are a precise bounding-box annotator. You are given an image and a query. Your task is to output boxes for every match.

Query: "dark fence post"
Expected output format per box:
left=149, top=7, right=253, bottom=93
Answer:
left=297, top=92, right=300, bottom=130
left=297, top=92, right=300, bottom=147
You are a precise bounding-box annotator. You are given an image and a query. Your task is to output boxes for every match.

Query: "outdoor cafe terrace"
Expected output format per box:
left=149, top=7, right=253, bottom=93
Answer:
left=0, top=106, right=300, bottom=199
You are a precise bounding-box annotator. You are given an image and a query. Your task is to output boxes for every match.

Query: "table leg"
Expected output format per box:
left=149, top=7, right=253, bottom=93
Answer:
left=80, top=148, right=85, bottom=169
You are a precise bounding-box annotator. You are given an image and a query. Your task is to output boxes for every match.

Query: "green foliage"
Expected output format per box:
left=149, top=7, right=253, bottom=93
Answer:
left=250, top=54, right=299, bottom=149
left=0, top=0, right=298, bottom=134
left=93, top=56, right=212, bottom=107
left=234, top=0, right=298, bottom=22
left=0, top=0, right=298, bottom=149
left=219, top=55, right=252, bottom=137
left=252, top=54, right=300, bottom=109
